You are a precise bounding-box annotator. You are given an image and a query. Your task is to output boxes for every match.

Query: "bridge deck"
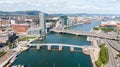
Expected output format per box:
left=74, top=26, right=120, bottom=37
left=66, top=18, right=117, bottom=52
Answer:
left=28, top=43, right=88, bottom=48
left=51, top=29, right=117, bottom=40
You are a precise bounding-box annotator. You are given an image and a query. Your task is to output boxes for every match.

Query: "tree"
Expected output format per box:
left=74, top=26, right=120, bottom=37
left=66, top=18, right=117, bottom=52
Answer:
left=8, top=41, right=12, bottom=49
left=95, top=58, right=102, bottom=67
left=117, top=52, right=120, bottom=57
left=96, top=43, right=109, bottom=67
left=0, top=50, right=6, bottom=57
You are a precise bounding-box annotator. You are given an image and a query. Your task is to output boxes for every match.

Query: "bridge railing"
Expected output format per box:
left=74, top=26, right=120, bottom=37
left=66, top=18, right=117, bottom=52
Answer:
left=28, top=43, right=90, bottom=48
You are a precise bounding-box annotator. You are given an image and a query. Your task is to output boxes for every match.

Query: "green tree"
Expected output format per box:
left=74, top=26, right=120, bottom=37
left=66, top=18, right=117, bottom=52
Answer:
left=93, top=27, right=100, bottom=30
left=0, top=51, right=6, bottom=57
left=96, top=43, right=109, bottom=67
left=117, top=52, right=120, bottom=57
left=100, top=47, right=109, bottom=64
left=95, top=58, right=102, bottom=67
left=8, top=41, right=12, bottom=49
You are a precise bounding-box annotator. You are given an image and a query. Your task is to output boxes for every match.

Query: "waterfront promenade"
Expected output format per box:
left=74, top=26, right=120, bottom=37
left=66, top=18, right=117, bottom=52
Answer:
left=87, top=36, right=100, bottom=67
left=0, top=45, right=29, bottom=67
left=51, top=29, right=117, bottom=40
left=0, top=50, right=16, bottom=67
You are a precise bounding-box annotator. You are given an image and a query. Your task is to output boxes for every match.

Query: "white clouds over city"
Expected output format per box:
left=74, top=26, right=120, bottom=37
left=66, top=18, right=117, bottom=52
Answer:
left=0, top=0, right=120, bottom=14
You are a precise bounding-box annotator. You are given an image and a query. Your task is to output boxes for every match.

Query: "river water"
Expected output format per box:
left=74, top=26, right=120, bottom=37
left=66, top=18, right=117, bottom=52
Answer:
left=11, top=22, right=101, bottom=67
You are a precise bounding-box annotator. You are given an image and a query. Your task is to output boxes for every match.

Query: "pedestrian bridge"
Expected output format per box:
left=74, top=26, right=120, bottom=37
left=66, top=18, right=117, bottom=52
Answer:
left=50, top=29, right=118, bottom=40
left=28, top=43, right=89, bottom=51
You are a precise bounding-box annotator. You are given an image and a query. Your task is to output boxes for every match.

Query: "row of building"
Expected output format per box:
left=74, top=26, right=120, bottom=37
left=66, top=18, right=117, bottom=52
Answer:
left=0, top=31, right=17, bottom=46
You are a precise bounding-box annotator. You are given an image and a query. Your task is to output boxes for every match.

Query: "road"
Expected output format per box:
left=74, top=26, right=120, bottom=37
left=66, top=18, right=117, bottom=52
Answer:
left=107, top=40, right=120, bottom=52
left=102, top=39, right=118, bottom=67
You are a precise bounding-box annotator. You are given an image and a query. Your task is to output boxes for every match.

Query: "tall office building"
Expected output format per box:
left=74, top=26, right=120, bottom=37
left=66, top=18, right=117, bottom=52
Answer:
left=39, top=13, right=46, bottom=35
left=60, top=16, right=67, bottom=26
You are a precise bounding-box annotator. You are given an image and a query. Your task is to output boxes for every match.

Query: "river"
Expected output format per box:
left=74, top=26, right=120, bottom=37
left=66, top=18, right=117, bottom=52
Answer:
left=11, top=21, right=101, bottom=67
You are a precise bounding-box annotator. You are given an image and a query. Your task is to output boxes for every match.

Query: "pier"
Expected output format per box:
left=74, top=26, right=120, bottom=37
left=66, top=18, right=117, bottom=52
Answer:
left=58, top=45, right=62, bottom=51
left=36, top=45, right=41, bottom=50
left=70, top=46, right=74, bottom=51
left=48, top=45, right=51, bottom=50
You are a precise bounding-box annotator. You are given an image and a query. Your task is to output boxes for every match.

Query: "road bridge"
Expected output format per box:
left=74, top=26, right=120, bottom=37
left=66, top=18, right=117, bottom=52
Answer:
left=28, top=43, right=88, bottom=51
left=51, top=29, right=118, bottom=40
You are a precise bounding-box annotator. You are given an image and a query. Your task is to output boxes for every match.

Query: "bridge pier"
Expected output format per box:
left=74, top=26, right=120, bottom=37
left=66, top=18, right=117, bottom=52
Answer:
left=48, top=45, right=51, bottom=50
left=76, top=34, right=79, bottom=36
left=70, top=46, right=74, bottom=51
left=59, top=45, right=62, bottom=51
left=36, top=45, right=40, bottom=50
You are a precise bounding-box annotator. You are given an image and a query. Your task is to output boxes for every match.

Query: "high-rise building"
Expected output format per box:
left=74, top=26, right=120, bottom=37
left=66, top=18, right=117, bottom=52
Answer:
left=39, top=13, right=46, bottom=35
left=60, top=16, right=67, bottom=26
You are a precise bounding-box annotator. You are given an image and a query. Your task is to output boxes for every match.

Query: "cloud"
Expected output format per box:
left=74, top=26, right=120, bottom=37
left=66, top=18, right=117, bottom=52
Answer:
left=111, top=0, right=120, bottom=2
left=112, top=0, right=118, bottom=2
left=0, top=0, right=120, bottom=14
left=0, top=0, right=25, bottom=4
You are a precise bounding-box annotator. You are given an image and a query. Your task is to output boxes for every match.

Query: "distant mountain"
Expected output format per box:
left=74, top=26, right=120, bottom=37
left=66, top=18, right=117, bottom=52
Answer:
left=0, top=11, right=41, bottom=15
left=0, top=11, right=119, bottom=16
left=48, top=13, right=120, bottom=17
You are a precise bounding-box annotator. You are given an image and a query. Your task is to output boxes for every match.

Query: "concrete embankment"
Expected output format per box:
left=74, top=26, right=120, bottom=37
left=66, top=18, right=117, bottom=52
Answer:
left=1, top=46, right=29, bottom=67
left=84, top=36, right=100, bottom=67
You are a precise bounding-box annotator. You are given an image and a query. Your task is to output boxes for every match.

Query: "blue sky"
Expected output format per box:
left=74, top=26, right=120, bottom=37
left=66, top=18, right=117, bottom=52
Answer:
left=0, top=0, right=120, bottom=14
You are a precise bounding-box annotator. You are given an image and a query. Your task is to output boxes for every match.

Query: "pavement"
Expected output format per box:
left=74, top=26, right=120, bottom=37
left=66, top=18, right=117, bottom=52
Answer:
left=0, top=50, right=16, bottom=65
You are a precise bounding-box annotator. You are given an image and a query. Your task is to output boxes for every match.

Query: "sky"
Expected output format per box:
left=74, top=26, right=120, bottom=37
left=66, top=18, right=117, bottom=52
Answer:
left=0, top=0, right=120, bottom=14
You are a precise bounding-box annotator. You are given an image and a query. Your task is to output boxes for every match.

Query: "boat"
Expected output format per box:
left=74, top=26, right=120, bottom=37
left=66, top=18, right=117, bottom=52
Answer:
left=12, top=65, right=17, bottom=67
left=39, top=36, right=43, bottom=40
left=11, top=64, right=24, bottom=67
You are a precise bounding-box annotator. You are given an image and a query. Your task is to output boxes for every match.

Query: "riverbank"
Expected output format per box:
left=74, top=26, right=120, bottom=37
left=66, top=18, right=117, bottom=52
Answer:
left=4, top=38, right=38, bottom=67
left=86, top=36, right=100, bottom=67
left=0, top=45, right=29, bottom=67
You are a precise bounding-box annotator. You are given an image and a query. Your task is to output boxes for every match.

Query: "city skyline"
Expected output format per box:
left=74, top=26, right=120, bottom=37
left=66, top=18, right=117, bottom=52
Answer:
left=0, top=0, right=120, bottom=14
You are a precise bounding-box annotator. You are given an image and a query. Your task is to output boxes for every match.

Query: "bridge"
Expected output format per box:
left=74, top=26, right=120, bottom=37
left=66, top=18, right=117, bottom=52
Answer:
left=50, top=29, right=118, bottom=40
left=28, top=43, right=89, bottom=51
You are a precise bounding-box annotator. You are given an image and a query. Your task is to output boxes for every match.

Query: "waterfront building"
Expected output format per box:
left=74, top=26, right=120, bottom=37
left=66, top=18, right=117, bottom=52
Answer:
left=39, top=13, right=46, bottom=35
left=55, top=20, right=64, bottom=29
left=100, top=21, right=117, bottom=27
left=60, top=16, right=68, bottom=26
left=67, top=18, right=74, bottom=26
left=100, top=20, right=120, bottom=29
left=27, top=28, right=41, bottom=37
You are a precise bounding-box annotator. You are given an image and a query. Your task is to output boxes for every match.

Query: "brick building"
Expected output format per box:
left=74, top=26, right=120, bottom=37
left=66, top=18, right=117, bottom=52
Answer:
left=12, top=24, right=29, bottom=33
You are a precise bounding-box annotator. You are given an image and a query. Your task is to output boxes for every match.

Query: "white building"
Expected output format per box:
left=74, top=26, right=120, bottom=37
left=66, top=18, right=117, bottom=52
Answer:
left=39, top=13, right=46, bottom=35
left=10, top=20, right=16, bottom=24
left=55, top=20, right=64, bottom=29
